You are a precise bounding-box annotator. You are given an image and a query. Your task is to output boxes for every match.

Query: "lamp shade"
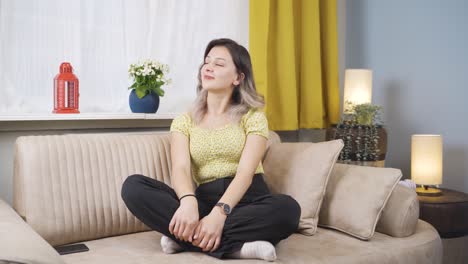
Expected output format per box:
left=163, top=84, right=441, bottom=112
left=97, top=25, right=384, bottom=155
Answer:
left=343, top=69, right=372, bottom=112
left=411, top=135, right=443, bottom=185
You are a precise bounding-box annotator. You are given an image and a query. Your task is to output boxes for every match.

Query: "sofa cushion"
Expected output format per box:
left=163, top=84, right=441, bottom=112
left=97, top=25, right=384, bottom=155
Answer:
left=376, top=184, right=420, bottom=237
left=319, top=163, right=402, bottom=240
left=61, top=221, right=442, bottom=264
left=262, top=140, right=344, bottom=235
left=0, top=199, right=65, bottom=264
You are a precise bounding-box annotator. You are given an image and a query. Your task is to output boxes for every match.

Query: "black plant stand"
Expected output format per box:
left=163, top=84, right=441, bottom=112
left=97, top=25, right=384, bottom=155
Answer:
left=326, top=124, right=387, bottom=168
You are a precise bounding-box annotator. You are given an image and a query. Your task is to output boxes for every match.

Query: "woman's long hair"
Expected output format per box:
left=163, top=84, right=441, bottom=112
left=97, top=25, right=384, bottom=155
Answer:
left=190, top=38, right=265, bottom=125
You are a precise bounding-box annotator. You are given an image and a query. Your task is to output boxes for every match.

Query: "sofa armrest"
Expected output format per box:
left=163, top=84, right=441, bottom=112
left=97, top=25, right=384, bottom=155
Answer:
left=376, top=184, right=420, bottom=237
left=0, top=199, right=64, bottom=264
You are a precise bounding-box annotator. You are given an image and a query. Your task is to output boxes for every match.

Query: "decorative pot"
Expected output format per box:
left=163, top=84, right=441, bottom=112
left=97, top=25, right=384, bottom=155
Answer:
left=129, top=90, right=160, bottom=113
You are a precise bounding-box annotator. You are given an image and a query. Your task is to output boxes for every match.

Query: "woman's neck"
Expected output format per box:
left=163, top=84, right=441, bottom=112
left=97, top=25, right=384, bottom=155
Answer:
left=206, top=90, right=232, bottom=115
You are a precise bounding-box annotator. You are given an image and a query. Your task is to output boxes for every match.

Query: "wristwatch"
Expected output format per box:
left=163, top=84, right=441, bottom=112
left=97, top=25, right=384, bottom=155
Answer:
left=215, top=202, right=232, bottom=215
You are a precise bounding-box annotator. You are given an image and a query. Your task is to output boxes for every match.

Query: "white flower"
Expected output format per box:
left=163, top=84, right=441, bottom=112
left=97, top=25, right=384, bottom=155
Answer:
left=163, top=64, right=169, bottom=73
left=128, top=64, right=136, bottom=74
left=129, top=59, right=170, bottom=95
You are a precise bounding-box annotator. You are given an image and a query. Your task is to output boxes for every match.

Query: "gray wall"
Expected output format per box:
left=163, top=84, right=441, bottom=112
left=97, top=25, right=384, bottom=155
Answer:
left=345, top=0, right=468, bottom=192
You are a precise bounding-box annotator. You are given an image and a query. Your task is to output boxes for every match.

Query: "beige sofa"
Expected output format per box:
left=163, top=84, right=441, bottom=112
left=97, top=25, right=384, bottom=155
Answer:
left=1, top=131, right=443, bottom=264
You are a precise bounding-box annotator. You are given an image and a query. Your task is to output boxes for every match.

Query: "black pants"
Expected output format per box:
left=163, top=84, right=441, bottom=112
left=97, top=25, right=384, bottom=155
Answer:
left=121, top=173, right=301, bottom=259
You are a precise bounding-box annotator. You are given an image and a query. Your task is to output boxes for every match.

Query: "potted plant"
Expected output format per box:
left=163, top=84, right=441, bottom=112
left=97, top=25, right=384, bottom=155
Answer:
left=128, top=60, right=171, bottom=113
left=326, top=102, right=387, bottom=167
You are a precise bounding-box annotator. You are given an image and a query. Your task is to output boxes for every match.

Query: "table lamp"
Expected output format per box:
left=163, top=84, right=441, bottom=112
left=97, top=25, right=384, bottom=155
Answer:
left=343, top=69, right=373, bottom=113
left=411, top=135, right=443, bottom=196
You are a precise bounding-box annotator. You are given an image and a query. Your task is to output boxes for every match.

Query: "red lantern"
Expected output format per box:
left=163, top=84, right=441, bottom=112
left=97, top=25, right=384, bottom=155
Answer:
left=53, top=62, right=80, bottom=113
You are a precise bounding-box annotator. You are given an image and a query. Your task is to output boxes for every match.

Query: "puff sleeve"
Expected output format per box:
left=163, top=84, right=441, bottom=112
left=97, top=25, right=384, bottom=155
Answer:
left=243, top=109, right=269, bottom=139
left=170, top=113, right=191, bottom=137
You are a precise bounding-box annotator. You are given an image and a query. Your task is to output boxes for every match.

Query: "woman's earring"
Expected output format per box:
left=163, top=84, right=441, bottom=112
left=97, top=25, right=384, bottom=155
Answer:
left=233, top=81, right=239, bottom=86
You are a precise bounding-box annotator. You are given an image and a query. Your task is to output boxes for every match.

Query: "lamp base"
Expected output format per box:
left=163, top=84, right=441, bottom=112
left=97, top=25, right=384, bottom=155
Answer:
left=416, top=186, right=442, bottom=197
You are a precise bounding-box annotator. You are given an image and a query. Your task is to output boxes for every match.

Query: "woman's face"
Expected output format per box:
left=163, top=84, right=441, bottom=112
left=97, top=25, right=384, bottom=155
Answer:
left=201, top=46, right=240, bottom=92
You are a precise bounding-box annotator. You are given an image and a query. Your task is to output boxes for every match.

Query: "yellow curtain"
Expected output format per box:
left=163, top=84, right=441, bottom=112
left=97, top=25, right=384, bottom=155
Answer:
left=249, top=0, right=340, bottom=130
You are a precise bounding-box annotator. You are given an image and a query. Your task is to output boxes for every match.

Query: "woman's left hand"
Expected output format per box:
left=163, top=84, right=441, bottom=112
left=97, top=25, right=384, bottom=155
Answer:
left=192, top=207, right=227, bottom=252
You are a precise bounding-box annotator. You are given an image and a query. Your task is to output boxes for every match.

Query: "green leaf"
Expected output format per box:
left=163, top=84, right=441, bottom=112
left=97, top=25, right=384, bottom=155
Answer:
left=136, top=76, right=144, bottom=84
left=135, top=87, right=148, bottom=99
left=129, top=82, right=138, bottom=89
left=155, top=86, right=165, bottom=97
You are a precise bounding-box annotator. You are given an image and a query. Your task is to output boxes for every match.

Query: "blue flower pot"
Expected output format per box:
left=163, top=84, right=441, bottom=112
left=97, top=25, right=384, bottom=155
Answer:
left=129, top=90, right=160, bottom=113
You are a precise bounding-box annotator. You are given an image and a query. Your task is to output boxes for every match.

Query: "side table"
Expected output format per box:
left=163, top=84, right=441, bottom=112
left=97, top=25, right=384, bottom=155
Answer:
left=418, top=188, right=468, bottom=264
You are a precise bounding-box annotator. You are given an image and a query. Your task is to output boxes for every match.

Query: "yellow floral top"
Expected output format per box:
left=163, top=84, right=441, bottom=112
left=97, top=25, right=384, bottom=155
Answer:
left=170, top=109, right=269, bottom=185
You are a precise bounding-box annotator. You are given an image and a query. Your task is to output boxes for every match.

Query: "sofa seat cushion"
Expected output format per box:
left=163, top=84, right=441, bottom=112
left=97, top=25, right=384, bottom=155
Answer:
left=62, top=220, right=441, bottom=264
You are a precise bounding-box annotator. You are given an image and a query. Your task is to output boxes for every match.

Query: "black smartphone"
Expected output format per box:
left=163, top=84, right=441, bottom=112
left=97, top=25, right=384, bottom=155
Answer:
left=54, top=243, right=89, bottom=255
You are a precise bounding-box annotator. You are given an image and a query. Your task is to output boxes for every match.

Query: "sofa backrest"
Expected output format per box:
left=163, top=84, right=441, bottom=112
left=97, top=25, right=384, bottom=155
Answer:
left=13, top=131, right=281, bottom=246
left=13, top=130, right=418, bottom=245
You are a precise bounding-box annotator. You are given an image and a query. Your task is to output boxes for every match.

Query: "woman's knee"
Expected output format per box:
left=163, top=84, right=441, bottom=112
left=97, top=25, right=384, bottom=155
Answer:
left=121, top=174, right=146, bottom=202
left=272, top=194, right=301, bottom=231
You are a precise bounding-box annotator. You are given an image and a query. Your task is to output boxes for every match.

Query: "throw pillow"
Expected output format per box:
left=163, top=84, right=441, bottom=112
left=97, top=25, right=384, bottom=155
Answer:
left=262, top=140, right=344, bottom=235
left=318, top=163, right=402, bottom=240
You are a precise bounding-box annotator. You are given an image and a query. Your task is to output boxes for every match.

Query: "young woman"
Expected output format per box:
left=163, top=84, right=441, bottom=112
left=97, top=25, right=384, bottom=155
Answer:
left=121, top=38, right=300, bottom=261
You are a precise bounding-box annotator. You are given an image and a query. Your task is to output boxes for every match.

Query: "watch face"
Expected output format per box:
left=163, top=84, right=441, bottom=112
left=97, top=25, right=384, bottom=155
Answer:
left=222, top=204, right=231, bottom=214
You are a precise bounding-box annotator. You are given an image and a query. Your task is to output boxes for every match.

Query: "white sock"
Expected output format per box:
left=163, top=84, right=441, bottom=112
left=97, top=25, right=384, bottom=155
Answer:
left=160, top=235, right=183, bottom=254
left=228, top=241, right=277, bottom=262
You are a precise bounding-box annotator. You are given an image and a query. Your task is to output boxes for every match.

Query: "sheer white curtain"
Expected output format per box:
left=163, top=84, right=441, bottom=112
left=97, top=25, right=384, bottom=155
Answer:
left=0, top=0, right=249, bottom=114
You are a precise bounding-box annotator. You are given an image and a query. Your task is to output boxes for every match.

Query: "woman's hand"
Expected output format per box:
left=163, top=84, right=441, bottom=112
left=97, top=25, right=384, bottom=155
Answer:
left=169, top=197, right=199, bottom=242
left=192, top=207, right=227, bottom=252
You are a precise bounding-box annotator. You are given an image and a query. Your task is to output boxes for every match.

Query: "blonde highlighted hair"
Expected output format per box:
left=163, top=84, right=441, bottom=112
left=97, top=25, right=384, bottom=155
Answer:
left=190, top=38, right=265, bottom=124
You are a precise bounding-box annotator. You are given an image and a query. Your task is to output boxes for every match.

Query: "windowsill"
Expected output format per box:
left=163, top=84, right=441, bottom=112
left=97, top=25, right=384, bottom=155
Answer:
left=0, top=112, right=178, bottom=121
left=0, top=112, right=178, bottom=131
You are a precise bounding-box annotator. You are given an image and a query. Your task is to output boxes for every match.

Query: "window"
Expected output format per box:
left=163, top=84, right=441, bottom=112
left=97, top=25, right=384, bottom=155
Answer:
left=0, top=0, right=249, bottom=114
